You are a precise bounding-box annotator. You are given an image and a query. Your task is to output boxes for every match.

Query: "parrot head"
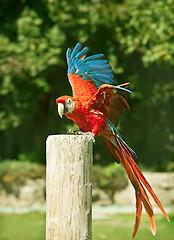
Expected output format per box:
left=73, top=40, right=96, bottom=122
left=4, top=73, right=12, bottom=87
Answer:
left=56, top=96, right=75, bottom=118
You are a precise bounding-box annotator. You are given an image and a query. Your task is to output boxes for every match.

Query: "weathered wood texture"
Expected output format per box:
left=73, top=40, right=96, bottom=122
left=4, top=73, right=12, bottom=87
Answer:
left=46, top=134, right=94, bottom=240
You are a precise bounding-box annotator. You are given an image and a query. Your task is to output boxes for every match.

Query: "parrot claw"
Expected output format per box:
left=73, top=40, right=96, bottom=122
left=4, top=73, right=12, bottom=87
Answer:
left=67, top=129, right=95, bottom=140
left=67, top=129, right=85, bottom=135
left=76, top=131, right=95, bottom=143
left=75, top=130, right=86, bottom=135
left=75, top=131, right=94, bottom=137
left=67, top=129, right=75, bottom=134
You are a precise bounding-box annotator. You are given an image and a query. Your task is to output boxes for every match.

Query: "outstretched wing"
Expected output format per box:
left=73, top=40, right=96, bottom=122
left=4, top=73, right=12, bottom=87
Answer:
left=87, top=83, right=132, bottom=126
left=66, top=43, right=115, bottom=100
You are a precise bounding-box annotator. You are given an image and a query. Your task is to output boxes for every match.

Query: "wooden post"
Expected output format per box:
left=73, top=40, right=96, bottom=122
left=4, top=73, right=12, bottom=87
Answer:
left=46, top=134, right=94, bottom=240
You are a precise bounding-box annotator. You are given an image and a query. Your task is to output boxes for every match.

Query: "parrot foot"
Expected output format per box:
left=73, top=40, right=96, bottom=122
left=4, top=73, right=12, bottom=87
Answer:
left=67, top=129, right=90, bottom=135
left=75, top=130, right=89, bottom=135
left=75, top=131, right=95, bottom=143
left=67, top=129, right=83, bottom=135
left=67, top=129, right=75, bottom=134
left=75, top=130, right=94, bottom=137
left=67, top=129, right=95, bottom=142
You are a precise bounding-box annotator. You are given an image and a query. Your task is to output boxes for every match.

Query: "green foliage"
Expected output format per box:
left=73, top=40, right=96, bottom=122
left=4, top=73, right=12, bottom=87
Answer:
left=115, top=0, right=174, bottom=66
left=1, top=0, right=174, bottom=130
left=93, top=163, right=128, bottom=201
left=0, top=160, right=45, bottom=186
left=166, top=161, right=174, bottom=172
left=0, top=3, right=65, bottom=130
left=0, top=0, right=173, bottom=168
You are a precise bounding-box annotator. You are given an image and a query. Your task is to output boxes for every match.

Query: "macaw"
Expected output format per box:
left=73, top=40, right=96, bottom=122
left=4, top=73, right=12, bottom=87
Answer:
left=56, top=43, right=169, bottom=238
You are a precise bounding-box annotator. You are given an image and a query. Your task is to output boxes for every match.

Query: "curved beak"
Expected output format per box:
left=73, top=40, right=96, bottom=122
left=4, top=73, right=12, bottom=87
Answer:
left=58, top=103, right=64, bottom=118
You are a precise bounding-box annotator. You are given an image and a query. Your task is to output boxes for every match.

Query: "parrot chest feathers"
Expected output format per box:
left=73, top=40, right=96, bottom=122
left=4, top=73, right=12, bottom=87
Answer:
left=67, top=104, right=106, bottom=136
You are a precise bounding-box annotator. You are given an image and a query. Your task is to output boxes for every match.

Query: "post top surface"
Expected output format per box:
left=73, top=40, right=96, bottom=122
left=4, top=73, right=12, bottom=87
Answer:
left=46, top=133, right=95, bottom=143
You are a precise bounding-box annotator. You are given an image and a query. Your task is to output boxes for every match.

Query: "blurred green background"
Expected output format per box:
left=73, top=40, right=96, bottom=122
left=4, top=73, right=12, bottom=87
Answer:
left=0, top=0, right=174, bottom=170
left=0, top=1, right=174, bottom=240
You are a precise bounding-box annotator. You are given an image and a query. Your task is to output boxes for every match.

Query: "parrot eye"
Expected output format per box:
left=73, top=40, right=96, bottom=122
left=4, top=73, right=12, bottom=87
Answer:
left=65, top=98, right=72, bottom=104
left=65, top=98, right=74, bottom=113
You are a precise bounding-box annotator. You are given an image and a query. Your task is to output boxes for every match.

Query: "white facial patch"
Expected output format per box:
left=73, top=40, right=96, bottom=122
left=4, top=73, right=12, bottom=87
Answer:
left=65, top=98, right=74, bottom=113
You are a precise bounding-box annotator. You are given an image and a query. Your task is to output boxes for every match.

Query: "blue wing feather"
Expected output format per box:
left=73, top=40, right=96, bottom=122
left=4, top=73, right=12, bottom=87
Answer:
left=71, top=43, right=81, bottom=58
left=114, top=86, right=132, bottom=94
left=84, top=54, right=104, bottom=62
left=75, top=47, right=88, bottom=59
left=66, top=43, right=114, bottom=88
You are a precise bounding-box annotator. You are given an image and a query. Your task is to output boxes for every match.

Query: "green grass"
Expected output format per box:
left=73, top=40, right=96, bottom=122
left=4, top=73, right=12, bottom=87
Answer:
left=0, top=212, right=46, bottom=240
left=93, top=213, right=174, bottom=240
left=0, top=212, right=173, bottom=240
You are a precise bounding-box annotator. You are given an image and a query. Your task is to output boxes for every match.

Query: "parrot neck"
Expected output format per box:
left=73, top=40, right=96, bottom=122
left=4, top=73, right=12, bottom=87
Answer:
left=66, top=98, right=83, bottom=121
left=65, top=99, right=91, bottom=133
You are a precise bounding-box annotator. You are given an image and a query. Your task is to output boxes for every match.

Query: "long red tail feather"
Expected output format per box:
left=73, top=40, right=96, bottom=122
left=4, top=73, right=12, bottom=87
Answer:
left=106, top=134, right=169, bottom=239
left=133, top=192, right=142, bottom=239
left=118, top=138, right=169, bottom=222
left=117, top=141, right=156, bottom=237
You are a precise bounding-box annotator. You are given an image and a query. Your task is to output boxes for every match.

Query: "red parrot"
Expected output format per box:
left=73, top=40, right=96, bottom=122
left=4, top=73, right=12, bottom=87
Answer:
left=56, top=43, right=169, bottom=238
